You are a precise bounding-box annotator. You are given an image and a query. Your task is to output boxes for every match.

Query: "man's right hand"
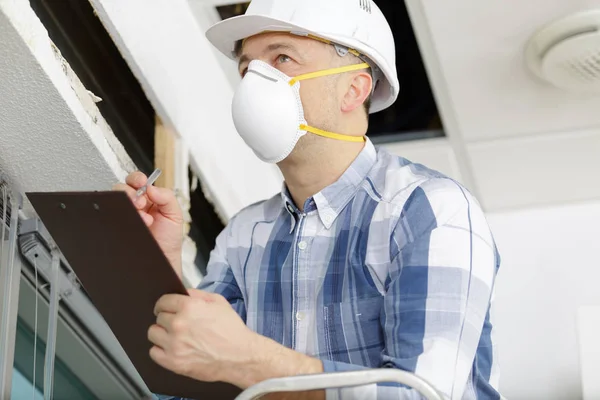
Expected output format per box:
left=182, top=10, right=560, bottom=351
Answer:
left=113, top=171, right=184, bottom=279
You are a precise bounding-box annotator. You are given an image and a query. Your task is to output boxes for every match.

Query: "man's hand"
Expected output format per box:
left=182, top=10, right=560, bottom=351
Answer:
left=113, top=171, right=184, bottom=278
left=148, top=289, right=259, bottom=385
left=148, top=289, right=324, bottom=398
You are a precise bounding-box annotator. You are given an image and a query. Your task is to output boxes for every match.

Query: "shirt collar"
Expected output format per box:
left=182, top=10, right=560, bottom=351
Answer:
left=280, top=138, right=377, bottom=230
left=281, top=185, right=297, bottom=233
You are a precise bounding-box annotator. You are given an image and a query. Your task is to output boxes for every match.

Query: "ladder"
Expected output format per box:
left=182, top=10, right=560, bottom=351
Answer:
left=235, top=369, right=444, bottom=400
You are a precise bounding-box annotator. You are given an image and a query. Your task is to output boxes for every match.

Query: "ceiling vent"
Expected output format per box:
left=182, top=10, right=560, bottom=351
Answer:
left=525, top=10, right=600, bottom=93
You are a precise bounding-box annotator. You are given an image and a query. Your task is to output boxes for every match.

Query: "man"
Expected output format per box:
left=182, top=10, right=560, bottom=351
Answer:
left=116, top=0, right=501, bottom=398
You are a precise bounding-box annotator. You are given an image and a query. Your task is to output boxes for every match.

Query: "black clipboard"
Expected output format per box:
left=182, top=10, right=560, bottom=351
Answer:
left=27, top=191, right=241, bottom=399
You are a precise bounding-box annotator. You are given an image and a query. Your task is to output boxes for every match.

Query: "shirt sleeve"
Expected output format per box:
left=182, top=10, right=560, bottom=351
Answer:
left=196, top=217, right=246, bottom=321
left=322, top=178, right=499, bottom=400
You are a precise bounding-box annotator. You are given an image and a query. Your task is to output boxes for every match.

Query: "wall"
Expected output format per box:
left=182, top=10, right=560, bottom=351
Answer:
left=0, top=0, right=134, bottom=217
left=488, top=201, right=600, bottom=399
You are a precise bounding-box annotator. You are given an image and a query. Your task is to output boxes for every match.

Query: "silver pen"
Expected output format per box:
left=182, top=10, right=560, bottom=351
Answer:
left=135, top=168, right=162, bottom=198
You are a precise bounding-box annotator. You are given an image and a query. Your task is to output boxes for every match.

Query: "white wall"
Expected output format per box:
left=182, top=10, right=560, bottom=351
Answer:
left=0, top=0, right=134, bottom=218
left=488, top=201, right=600, bottom=399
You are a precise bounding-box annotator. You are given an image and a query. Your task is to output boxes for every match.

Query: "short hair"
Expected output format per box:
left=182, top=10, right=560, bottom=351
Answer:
left=363, top=69, right=373, bottom=115
left=234, top=40, right=243, bottom=57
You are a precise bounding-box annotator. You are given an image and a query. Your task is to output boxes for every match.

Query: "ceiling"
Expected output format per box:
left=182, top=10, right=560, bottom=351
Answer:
left=421, top=0, right=600, bottom=142
left=188, top=0, right=600, bottom=212
left=410, top=0, right=600, bottom=211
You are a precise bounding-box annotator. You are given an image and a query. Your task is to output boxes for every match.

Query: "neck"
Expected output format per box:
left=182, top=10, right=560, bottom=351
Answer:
left=278, top=137, right=366, bottom=211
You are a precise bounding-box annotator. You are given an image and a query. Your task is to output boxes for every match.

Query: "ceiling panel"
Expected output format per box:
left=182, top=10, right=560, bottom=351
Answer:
left=468, top=128, right=600, bottom=210
left=382, top=138, right=463, bottom=184
left=422, top=0, right=600, bottom=142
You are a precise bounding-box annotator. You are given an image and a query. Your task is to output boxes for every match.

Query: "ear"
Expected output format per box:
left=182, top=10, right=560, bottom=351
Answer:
left=341, top=71, right=373, bottom=114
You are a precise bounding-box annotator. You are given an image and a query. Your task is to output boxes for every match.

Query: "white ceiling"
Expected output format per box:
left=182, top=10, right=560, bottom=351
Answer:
left=421, top=0, right=600, bottom=142
left=407, top=0, right=600, bottom=211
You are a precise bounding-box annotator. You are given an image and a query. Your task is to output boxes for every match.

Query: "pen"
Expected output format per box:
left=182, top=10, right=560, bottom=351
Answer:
left=135, top=168, right=162, bottom=198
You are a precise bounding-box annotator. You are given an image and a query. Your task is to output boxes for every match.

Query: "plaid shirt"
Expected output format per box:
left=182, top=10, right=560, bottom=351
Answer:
left=172, top=139, right=501, bottom=399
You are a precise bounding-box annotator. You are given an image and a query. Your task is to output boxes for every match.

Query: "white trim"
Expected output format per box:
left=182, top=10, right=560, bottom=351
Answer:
left=187, top=0, right=243, bottom=90
left=577, top=305, right=600, bottom=400
left=404, top=0, right=478, bottom=196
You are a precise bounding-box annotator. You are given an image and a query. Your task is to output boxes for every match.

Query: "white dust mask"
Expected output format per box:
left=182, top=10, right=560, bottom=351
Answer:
left=231, top=59, right=370, bottom=163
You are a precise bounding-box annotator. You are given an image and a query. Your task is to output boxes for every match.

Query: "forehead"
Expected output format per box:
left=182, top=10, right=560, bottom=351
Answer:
left=238, top=32, right=328, bottom=59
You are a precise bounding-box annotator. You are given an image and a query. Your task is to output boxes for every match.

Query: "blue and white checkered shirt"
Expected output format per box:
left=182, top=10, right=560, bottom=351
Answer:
left=183, top=139, right=501, bottom=399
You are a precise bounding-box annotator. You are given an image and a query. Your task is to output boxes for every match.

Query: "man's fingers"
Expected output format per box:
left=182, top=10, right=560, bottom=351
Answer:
left=125, top=171, right=148, bottom=189
left=118, top=174, right=181, bottom=221
left=113, top=183, right=149, bottom=210
left=154, top=294, right=186, bottom=316
left=148, top=324, right=169, bottom=348
left=139, top=211, right=153, bottom=227
left=149, top=345, right=170, bottom=369
left=156, top=312, right=175, bottom=331
left=112, top=183, right=136, bottom=198
left=146, top=186, right=183, bottom=221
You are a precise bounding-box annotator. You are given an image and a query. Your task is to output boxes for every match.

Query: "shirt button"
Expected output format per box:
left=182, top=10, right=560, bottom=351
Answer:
left=324, top=214, right=333, bottom=224
left=296, top=312, right=304, bottom=321
left=298, top=241, right=307, bottom=250
left=287, top=204, right=294, bottom=213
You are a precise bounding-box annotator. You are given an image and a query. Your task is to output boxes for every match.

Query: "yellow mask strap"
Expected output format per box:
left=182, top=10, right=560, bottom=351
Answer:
left=291, top=61, right=370, bottom=143
left=289, top=63, right=370, bottom=86
left=300, top=124, right=365, bottom=143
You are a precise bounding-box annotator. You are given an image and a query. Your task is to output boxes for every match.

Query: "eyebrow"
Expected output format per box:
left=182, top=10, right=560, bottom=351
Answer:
left=238, top=43, right=302, bottom=70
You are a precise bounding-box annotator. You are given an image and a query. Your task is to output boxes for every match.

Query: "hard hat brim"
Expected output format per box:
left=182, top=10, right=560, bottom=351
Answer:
left=206, top=14, right=398, bottom=113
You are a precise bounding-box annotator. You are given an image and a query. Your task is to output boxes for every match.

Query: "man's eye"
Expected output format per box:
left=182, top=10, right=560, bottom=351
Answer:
left=277, top=54, right=291, bottom=64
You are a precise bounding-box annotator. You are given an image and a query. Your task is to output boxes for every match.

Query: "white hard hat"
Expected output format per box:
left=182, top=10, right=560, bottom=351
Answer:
left=206, top=0, right=399, bottom=114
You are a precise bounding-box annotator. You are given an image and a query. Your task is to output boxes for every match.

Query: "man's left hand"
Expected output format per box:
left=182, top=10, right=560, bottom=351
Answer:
left=148, top=289, right=259, bottom=386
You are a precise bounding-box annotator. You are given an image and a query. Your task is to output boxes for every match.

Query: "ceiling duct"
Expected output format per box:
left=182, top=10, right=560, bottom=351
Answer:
left=525, top=10, right=600, bottom=93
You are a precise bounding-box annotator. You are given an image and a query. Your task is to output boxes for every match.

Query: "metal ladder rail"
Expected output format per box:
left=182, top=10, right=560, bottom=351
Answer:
left=235, top=369, right=445, bottom=400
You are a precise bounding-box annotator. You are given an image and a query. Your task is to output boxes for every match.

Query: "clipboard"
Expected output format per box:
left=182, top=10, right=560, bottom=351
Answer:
left=27, top=191, right=241, bottom=399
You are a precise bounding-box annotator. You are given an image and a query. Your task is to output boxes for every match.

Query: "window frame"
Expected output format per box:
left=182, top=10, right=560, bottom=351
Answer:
left=17, top=264, right=148, bottom=399
left=16, top=223, right=152, bottom=399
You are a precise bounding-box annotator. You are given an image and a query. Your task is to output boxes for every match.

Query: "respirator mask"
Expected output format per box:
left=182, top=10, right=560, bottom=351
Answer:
left=231, top=59, right=371, bottom=163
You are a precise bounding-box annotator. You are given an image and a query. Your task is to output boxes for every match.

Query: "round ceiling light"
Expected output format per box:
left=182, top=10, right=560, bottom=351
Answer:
left=525, top=10, right=600, bottom=93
